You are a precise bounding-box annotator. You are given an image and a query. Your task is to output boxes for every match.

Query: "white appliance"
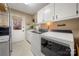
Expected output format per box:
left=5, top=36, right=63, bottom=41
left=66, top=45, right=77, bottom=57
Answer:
left=0, top=36, right=9, bottom=56
left=0, top=27, right=10, bottom=56
left=41, top=30, right=74, bottom=56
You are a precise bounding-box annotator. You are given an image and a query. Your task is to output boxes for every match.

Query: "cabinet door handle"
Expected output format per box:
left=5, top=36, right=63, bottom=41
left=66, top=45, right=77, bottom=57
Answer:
left=56, top=15, right=58, bottom=19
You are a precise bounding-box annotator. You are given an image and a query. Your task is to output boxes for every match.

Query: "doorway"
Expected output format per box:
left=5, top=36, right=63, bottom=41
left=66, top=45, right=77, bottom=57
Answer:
left=12, top=16, right=26, bottom=42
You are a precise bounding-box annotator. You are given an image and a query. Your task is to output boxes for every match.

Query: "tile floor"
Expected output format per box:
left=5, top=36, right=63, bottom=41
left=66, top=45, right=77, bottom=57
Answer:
left=11, top=40, right=33, bottom=56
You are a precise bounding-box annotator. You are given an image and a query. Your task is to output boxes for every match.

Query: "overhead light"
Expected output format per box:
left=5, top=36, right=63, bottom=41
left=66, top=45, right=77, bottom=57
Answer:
left=24, top=3, right=31, bottom=5
left=24, top=3, right=35, bottom=6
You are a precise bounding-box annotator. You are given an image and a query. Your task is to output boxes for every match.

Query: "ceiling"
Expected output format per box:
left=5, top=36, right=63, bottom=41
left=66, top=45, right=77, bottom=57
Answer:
left=8, top=3, right=48, bottom=15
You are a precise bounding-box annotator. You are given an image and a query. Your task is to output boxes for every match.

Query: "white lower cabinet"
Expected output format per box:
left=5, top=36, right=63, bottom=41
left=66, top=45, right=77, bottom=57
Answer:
left=26, top=31, right=33, bottom=43
left=31, top=33, right=41, bottom=56
left=27, top=30, right=41, bottom=56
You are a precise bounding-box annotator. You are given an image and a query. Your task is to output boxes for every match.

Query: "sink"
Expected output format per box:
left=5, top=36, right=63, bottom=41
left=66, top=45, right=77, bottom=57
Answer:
left=31, top=29, right=48, bottom=34
left=32, top=30, right=41, bottom=34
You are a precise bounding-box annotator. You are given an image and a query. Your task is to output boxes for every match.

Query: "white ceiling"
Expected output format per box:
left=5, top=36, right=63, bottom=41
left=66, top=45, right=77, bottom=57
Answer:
left=8, top=3, right=48, bottom=15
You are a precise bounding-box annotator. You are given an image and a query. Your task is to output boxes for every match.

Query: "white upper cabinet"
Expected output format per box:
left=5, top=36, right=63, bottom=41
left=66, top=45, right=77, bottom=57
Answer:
left=37, top=4, right=54, bottom=24
left=37, top=3, right=77, bottom=23
left=37, top=7, right=44, bottom=24
left=55, top=3, right=77, bottom=21
left=78, top=3, right=79, bottom=16
left=43, top=4, right=54, bottom=22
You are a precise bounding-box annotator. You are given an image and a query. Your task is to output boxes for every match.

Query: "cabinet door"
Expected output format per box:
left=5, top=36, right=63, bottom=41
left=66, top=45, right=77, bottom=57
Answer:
left=37, top=9, right=44, bottom=24
left=55, top=3, right=76, bottom=21
left=26, top=31, right=33, bottom=43
left=78, top=3, right=79, bottom=16
left=31, top=33, right=41, bottom=56
left=43, top=4, right=54, bottom=22
left=0, top=42, right=9, bottom=56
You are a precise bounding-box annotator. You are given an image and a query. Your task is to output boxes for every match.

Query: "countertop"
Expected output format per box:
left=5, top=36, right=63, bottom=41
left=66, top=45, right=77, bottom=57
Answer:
left=41, top=31, right=74, bottom=42
left=27, top=29, right=48, bottom=34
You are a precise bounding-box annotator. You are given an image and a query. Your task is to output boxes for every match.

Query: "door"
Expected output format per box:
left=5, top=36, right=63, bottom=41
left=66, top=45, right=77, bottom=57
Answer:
left=12, top=16, right=25, bottom=42
left=55, top=3, right=76, bottom=21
